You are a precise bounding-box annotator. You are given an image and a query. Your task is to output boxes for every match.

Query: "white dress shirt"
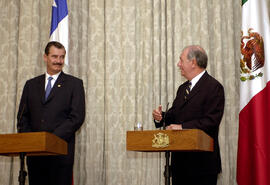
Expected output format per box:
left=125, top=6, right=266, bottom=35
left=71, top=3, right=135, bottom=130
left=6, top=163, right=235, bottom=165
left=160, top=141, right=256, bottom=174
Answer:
left=189, top=70, right=205, bottom=91
left=45, top=72, right=61, bottom=90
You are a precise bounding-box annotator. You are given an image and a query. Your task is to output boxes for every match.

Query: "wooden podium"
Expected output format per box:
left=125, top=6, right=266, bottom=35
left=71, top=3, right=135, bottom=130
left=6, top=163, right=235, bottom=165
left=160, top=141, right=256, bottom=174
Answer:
left=126, top=129, right=213, bottom=152
left=126, top=129, right=213, bottom=185
left=0, top=132, right=67, bottom=185
left=0, top=132, right=67, bottom=156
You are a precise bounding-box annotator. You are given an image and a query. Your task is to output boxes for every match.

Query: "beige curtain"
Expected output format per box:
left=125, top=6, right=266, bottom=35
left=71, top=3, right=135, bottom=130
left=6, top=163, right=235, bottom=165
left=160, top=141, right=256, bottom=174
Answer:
left=1, top=0, right=269, bottom=184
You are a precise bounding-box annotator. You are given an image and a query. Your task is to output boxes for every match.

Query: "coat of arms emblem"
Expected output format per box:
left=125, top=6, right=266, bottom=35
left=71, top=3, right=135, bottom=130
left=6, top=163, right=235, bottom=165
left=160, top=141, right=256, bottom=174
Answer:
left=152, top=132, right=169, bottom=148
left=240, top=28, right=264, bottom=81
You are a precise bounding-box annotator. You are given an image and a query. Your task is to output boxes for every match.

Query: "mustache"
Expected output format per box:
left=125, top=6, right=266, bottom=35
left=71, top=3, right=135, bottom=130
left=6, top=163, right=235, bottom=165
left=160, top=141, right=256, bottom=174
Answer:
left=52, top=63, right=63, bottom=66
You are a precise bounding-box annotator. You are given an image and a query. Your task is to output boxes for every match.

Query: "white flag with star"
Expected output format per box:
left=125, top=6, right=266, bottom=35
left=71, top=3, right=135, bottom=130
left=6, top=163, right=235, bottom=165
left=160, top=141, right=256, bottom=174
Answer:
left=49, top=0, right=69, bottom=65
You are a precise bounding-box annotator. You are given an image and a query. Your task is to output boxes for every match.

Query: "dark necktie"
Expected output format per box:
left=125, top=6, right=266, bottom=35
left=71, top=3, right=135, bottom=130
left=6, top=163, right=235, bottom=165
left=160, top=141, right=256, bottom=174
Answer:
left=184, top=81, right=192, bottom=100
left=45, top=77, right=53, bottom=100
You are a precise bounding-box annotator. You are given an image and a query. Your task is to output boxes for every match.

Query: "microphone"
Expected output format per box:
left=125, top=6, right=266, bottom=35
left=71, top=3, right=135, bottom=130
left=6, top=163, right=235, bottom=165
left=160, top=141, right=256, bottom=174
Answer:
left=163, top=102, right=169, bottom=130
left=17, top=103, right=26, bottom=133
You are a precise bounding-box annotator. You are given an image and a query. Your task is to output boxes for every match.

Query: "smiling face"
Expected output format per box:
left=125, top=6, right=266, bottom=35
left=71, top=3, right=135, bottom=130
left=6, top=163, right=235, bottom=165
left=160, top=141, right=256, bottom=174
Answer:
left=44, top=46, right=65, bottom=75
left=177, top=48, right=194, bottom=80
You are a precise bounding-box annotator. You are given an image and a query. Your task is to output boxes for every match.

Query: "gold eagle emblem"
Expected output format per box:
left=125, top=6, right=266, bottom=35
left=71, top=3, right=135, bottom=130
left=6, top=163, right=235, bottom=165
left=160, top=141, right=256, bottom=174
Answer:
left=240, top=28, right=264, bottom=81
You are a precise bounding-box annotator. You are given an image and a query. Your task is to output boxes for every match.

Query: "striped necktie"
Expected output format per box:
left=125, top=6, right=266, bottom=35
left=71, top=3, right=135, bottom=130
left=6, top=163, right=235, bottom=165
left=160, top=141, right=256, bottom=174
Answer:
left=184, top=81, right=192, bottom=100
left=45, top=77, right=53, bottom=100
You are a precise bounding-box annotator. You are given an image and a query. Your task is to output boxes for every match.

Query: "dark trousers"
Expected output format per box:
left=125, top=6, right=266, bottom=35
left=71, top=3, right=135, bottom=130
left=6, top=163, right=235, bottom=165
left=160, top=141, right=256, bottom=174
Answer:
left=27, top=156, right=73, bottom=185
left=172, top=173, right=218, bottom=185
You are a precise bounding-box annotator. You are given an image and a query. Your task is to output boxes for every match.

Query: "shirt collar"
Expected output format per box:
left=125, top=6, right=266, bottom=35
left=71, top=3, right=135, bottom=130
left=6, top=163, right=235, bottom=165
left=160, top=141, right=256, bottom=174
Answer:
left=190, top=70, right=205, bottom=90
left=46, top=71, right=61, bottom=81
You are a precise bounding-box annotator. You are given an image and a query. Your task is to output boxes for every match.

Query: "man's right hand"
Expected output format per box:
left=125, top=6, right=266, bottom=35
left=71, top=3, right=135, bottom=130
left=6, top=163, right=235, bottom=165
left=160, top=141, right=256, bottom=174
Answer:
left=152, top=105, right=162, bottom=121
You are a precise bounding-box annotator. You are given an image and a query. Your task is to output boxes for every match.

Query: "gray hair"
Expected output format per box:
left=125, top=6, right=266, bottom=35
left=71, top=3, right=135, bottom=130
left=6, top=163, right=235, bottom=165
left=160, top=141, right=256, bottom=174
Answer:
left=185, top=45, right=208, bottom=69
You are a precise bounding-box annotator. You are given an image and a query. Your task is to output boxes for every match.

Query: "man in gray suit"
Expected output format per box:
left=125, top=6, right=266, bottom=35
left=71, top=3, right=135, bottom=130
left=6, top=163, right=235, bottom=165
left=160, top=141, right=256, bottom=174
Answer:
left=17, top=41, right=85, bottom=185
left=153, top=45, right=225, bottom=185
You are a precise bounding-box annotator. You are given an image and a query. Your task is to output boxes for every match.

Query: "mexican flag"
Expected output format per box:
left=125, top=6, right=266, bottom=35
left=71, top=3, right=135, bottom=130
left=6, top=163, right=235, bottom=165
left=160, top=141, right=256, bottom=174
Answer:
left=237, top=0, right=270, bottom=184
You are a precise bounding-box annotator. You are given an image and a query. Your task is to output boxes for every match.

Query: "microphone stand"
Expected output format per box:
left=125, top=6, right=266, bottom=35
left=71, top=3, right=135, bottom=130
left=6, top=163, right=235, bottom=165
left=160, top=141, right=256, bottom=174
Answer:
left=17, top=104, right=27, bottom=185
left=164, top=151, right=170, bottom=185
left=163, top=103, right=170, bottom=185
left=18, top=152, right=27, bottom=185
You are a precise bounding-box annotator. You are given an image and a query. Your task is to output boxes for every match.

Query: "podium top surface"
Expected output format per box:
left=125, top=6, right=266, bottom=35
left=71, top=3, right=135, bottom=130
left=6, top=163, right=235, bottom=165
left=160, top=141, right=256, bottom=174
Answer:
left=126, top=129, right=214, bottom=152
left=0, top=132, right=67, bottom=156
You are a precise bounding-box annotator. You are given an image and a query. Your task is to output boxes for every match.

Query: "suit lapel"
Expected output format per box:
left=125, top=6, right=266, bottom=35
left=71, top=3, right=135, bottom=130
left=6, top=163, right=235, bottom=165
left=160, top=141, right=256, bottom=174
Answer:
left=178, top=71, right=209, bottom=108
left=36, top=74, right=46, bottom=104
left=45, top=72, right=66, bottom=103
left=177, top=81, right=191, bottom=108
left=187, top=71, right=209, bottom=100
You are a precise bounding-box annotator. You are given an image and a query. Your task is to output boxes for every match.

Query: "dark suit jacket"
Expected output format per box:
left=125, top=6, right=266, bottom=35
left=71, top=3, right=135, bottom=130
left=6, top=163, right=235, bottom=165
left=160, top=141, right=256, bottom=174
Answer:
left=17, top=72, right=85, bottom=165
left=155, top=71, right=225, bottom=175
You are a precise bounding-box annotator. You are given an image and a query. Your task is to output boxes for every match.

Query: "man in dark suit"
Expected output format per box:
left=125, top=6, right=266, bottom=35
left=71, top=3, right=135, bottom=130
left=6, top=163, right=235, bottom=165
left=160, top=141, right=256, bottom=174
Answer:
left=153, top=45, right=225, bottom=185
left=17, top=41, right=85, bottom=185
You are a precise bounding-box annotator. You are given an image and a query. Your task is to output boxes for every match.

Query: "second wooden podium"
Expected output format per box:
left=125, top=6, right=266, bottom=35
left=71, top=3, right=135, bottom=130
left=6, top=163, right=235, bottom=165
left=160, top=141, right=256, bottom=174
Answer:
left=126, top=129, right=213, bottom=152
left=126, top=129, right=213, bottom=185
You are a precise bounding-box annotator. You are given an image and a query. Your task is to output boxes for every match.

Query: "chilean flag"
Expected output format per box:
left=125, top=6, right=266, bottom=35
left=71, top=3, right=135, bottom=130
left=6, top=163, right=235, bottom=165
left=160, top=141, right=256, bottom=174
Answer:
left=237, top=0, right=270, bottom=184
left=49, top=0, right=69, bottom=65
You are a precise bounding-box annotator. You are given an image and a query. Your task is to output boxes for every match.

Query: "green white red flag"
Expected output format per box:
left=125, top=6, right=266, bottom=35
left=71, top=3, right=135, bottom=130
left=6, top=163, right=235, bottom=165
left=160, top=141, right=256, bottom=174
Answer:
left=238, top=0, right=270, bottom=184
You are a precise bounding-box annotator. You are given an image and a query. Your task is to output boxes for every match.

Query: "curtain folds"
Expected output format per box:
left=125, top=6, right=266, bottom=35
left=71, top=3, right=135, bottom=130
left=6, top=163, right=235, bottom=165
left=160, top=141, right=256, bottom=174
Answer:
left=1, top=0, right=268, bottom=184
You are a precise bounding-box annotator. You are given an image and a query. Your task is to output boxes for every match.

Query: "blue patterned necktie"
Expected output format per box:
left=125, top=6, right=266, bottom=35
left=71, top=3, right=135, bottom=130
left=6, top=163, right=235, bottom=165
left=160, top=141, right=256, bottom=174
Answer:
left=184, top=81, right=192, bottom=100
left=45, top=77, right=53, bottom=100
